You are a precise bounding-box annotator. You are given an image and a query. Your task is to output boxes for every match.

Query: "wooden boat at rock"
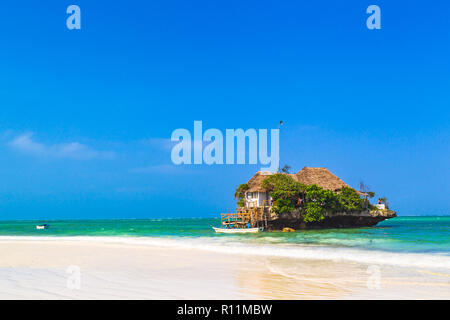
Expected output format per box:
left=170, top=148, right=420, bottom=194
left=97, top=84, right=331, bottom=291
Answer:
left=212, top=210, right=269, bottom=234
left=212, top=226, right=263, bottom=233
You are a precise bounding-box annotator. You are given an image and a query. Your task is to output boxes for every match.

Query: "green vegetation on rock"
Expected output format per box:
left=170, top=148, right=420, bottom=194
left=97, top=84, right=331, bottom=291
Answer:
left=238, top=173, right=369, bottom=223
left=234, top=183, right=249, bottom=208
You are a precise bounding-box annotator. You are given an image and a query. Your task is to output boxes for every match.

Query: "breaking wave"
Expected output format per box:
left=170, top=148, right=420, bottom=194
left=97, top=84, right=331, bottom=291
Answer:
left=1, top=235, right=449, bottom=271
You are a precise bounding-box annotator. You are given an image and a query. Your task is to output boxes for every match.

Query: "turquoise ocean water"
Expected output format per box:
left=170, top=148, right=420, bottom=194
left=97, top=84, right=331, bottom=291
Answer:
left=1, top=216, right=449, bottom=270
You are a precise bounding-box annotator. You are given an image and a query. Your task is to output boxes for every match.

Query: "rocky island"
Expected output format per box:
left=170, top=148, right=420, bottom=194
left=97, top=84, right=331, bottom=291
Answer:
left=234, top=167, right=396, bottom=230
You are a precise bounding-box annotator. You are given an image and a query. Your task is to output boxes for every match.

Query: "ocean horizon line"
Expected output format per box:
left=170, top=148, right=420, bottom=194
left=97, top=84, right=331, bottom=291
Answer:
left=1, top=214, right=449, bottom=222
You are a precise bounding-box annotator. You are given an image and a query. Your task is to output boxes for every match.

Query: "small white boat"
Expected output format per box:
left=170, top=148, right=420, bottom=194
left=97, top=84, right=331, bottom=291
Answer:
left=36, top=224, right=49, bottom=230
left=212, top=226, right=263, bottom=234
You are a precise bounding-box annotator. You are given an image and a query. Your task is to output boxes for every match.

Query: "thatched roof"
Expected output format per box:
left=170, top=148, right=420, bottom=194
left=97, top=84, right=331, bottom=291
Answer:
left=245, top=167, right=351, bottom=193
left=294, top=167, right=350, bottom=191
left=246, top=171, right=274, bottom=192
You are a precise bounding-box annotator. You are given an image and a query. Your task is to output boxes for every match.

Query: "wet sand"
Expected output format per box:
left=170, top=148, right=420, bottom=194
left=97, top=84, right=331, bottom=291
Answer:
left=0, top=240, right=449, bottom=299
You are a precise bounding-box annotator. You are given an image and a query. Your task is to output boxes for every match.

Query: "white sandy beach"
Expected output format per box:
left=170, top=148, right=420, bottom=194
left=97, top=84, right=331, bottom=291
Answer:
left=0, top=238, right=449, bottom=299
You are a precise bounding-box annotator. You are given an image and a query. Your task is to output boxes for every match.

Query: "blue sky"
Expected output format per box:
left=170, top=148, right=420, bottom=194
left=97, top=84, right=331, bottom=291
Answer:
left=0, top=1, right=448, bottom=219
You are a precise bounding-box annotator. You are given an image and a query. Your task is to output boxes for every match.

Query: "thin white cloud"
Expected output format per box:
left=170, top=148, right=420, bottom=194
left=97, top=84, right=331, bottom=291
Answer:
left=130, top=164, right=196, bottom=175
left=8, top=133, right=115, bottom=160
left=140, top=138, right=177, bottom=151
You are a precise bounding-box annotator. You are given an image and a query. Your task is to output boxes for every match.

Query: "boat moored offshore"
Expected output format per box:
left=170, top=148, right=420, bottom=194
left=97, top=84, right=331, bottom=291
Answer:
left=212, top=226, right=263, bottom=233
left=212, top=209, right=268, bottom=234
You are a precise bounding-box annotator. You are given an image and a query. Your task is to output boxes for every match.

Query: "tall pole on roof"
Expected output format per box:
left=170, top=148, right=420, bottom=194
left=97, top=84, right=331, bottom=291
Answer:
left=278, top=121, right=283, bottom=172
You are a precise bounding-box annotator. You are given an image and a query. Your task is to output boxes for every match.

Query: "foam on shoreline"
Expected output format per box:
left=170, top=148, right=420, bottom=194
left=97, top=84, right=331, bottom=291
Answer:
left=1, top=235, right=449, bottom=271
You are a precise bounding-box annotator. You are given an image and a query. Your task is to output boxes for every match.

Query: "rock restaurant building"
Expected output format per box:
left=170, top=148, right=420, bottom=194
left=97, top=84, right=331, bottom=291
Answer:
left=244, top=167, right=353, bottom=208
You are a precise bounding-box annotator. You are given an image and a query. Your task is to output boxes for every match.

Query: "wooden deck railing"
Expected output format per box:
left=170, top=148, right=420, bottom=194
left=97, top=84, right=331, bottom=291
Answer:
left=221, top=206, right=270, bottom=229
